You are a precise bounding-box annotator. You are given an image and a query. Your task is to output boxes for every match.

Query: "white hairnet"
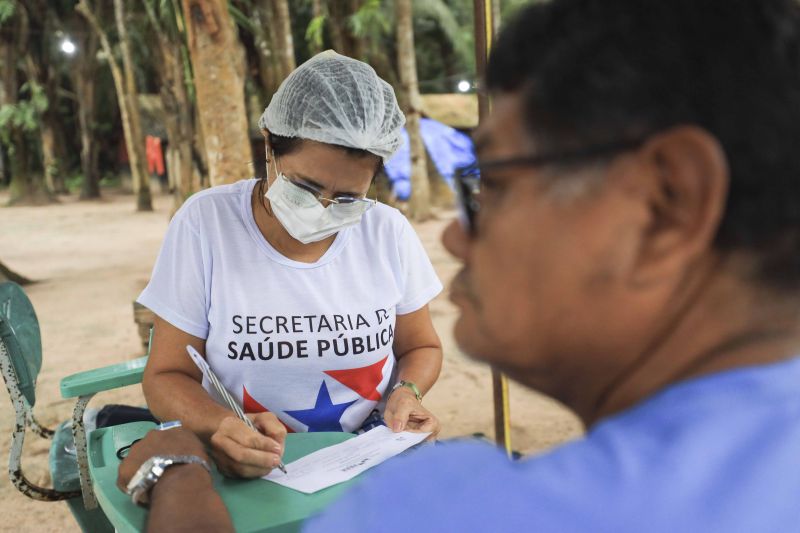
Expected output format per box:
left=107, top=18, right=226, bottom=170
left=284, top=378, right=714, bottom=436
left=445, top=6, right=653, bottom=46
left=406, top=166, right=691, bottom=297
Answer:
left=258, top=50, right=405, bottom=161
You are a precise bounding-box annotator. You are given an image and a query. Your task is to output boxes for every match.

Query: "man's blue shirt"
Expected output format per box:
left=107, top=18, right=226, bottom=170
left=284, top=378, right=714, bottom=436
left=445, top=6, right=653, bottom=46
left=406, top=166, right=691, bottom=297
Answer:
left=305, top=357, right=800, bottom=532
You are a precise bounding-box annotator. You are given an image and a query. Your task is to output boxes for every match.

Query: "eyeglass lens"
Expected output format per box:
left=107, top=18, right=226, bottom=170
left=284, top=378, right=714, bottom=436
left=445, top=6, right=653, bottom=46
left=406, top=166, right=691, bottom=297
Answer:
left=455, top=164, right=480, bottom=235
left=286, top=175, right=369, bottom=205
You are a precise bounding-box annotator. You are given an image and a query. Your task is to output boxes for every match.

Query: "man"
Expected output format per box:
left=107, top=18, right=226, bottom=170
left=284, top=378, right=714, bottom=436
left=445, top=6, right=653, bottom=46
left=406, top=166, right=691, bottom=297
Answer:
left=119, top=0, right=800, bottom=530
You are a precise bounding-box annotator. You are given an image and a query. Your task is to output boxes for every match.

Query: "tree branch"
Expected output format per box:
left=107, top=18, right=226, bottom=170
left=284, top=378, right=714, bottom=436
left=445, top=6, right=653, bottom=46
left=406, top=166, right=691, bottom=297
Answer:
left=75, top=0, right=123, bottom=82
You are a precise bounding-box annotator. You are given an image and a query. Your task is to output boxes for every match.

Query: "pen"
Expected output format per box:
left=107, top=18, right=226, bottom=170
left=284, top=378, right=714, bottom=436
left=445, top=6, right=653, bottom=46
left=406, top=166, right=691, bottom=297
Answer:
left=192, top=349, right=288, bottom=474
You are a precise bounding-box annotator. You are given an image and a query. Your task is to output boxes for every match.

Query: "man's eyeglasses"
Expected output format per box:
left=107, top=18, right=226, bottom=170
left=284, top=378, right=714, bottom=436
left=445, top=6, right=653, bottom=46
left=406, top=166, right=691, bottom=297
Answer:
left=454, top=138, right=647, bottom=236
left=284, top=174, right=376, bottom=207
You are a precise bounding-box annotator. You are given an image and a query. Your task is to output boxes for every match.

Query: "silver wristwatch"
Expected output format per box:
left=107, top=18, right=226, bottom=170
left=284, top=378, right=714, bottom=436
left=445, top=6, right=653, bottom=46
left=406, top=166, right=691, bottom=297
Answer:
left=125, top=455, right=211, bottom=507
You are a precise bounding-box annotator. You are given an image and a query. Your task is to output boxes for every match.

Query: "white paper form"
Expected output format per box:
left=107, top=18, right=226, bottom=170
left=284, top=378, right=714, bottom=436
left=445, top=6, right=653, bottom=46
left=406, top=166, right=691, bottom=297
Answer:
left=264, top=425, right=430, bottom=494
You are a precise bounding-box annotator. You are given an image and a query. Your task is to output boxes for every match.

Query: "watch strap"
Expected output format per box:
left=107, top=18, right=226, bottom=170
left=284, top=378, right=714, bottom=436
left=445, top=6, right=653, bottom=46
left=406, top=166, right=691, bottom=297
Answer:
left=127, top=454, right=211, bottom=507
left=160, top=454, right=212, bottom=472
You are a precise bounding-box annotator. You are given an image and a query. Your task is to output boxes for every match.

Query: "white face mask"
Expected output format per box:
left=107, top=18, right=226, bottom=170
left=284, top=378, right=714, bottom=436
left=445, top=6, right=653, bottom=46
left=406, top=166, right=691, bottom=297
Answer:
left=265, top=173, right=373, bottom=244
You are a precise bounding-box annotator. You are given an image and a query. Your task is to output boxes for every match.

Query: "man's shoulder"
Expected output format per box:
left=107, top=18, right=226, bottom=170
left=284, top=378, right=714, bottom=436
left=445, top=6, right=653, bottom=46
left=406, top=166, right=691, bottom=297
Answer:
left=305, top=361, right=800, bottom=533
left=304, top=439, right=581, bottom=533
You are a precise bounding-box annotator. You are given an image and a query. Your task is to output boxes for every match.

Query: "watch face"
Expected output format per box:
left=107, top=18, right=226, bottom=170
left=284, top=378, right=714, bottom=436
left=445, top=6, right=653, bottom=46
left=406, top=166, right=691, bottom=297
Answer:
left=126, top=457, right=158, bottom=495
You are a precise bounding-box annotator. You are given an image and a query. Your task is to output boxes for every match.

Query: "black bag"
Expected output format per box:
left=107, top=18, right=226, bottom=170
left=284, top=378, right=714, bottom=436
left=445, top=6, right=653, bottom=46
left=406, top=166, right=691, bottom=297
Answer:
left=95, top=404, right=159, bottom=428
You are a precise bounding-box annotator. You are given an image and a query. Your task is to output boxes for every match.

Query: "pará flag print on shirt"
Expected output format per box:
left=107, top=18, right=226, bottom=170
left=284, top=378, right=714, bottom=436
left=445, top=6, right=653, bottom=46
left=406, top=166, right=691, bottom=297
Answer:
left=137, top=179, right=442, bottom=433
left=242, top=355, right=392, bottom=432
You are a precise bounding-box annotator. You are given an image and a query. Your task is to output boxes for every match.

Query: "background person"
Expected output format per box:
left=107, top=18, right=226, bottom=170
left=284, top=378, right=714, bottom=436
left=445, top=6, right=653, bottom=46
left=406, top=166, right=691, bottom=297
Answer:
left=138, top=51, right=444, bottom=479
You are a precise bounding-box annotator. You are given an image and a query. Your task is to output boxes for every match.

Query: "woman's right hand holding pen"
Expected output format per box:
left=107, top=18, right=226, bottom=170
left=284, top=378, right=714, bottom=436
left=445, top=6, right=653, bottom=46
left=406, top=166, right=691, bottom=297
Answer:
left=210, top=412, right=287, bottom=478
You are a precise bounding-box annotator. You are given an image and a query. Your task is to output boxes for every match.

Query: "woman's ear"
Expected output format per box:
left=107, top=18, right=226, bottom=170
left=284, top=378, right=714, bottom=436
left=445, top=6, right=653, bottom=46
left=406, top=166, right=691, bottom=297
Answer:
left=261, top=129, right=272, bottom=164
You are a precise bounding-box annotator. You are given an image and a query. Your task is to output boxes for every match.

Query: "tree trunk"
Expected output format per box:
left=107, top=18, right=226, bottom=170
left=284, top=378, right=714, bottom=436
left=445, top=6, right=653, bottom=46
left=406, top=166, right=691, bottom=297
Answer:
left=492, top=0, right=501, bottom=37
left=396, top=0, right=430, bottom=220
left=193, top=105, right=209, bottom=189
left=18, top=3, right=66, bottom=197
left=365, top=43, right=399, bottom=89
left=251, top=0, right=279, bottom=97
left=20, top=60, right=63, bottom=198
left=427, top=148, right=454, bottom=207
left=308, top=0, right=325, bottom=55
left=312, top=0, right=324, bottom=20
left=347, top=0, right=365, bottom=60
left=272, top=0, right=296, bottom=79
left=77, top=0, right=153, bottom=211
left=75, top=20, right=101, bottom=199
left=115, top=0, right=152, bottom=211
left=39, top=72, right=68, bottom=195
left=181, top=0, right=253, bottom=186
left=5, top=4, right=53, bottom=206
left=24, top=55, right=66, bottom=195
left=0, top=146, right=7, bottom=187
left=164, top=66, right=195, bottom=212
left=39, top=123, right=59, bottom=193
left=143, top=0, right=196, bottom=211
left=327, top=0, right=363, bottom=59
left=42, top=3, right=70, bottom=194
left=8, top=131, right=51, bottom=206
left=327, top=0, right=349, bottom=55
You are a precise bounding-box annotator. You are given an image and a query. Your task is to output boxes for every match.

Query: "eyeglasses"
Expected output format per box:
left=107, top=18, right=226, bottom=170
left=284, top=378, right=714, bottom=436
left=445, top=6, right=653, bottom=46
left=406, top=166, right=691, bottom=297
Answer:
left=284, top=174, right=377, bottom=207
left=454, top=138, right=647, bottom=236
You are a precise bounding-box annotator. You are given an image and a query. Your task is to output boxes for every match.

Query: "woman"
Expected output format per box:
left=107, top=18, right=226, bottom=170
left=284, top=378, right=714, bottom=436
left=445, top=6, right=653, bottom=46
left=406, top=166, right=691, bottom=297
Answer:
left=138, top=51, right=444, bottom=478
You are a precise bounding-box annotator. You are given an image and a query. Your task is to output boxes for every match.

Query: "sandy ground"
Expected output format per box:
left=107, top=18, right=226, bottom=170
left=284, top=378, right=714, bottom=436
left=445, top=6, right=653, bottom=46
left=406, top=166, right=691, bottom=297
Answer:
left=0, top=188, right=582, bottom=531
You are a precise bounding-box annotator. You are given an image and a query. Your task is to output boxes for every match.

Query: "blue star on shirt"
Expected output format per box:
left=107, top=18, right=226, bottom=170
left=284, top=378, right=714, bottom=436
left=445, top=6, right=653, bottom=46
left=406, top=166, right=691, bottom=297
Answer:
left=285, top=381, right=356, bottom=432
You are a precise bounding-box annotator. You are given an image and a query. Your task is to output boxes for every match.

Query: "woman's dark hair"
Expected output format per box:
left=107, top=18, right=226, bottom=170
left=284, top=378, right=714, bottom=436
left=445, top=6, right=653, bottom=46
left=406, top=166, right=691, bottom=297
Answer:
left=488, top=0, right=800, bottom=289
left=267, top=132, right=384, bottom=178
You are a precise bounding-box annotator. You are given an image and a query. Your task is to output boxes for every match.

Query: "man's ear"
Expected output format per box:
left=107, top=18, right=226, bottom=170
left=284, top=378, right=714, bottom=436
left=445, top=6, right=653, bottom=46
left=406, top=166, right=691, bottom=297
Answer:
left=629, top=126, right=728, bottom=286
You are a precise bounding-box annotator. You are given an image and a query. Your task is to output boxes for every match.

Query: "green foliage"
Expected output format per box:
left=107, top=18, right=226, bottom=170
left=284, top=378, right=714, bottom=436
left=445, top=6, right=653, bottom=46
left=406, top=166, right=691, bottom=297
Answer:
left=0, top=0, right=14, bottom=25
left=228, top=3, right=256, bottom=34
left=358, top=0, right=475, bottom=92
left=349, top=0, right=392, bottom=38
left=100, top=172, right=121, bottom=189
left=0, top=82, right=48, bottom=150
left=150, top=0, right=183, bottom=42
left=411, top=0, right=475, bottom=92
left=180, top=45, right=195, bottom=103
left=143, top=0, right=196, bottom=103
left=305, top=14, right=327, bottom=51
left=415, top=0, right=472, bottom=61
left=502, top=0, right=540, bottom=20
left=65, top=172, right=84, bottom=194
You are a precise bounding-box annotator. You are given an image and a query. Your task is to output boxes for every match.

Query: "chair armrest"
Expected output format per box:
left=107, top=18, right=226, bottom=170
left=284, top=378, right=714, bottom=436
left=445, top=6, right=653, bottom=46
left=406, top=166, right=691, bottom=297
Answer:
left=60, top=357, right=148, bottom=399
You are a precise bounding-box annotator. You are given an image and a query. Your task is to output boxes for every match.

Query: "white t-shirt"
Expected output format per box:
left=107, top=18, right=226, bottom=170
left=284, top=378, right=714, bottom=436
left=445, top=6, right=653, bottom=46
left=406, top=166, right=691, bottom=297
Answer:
left=138, top=179, right=442, bottom=433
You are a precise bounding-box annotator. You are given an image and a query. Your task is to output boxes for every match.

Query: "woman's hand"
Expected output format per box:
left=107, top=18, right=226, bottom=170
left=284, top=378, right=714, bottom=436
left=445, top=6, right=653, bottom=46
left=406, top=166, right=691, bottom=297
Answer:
left=209, top=413, right=287, bottom=478
left=383, top=387, right=441, bottom=439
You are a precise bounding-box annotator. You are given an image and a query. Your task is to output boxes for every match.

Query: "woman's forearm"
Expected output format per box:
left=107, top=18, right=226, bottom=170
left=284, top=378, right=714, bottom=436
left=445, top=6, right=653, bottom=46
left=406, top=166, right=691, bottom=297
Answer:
left=143, top=371, right=235, bottom=442
left=395, top=346, right=442, bottom=396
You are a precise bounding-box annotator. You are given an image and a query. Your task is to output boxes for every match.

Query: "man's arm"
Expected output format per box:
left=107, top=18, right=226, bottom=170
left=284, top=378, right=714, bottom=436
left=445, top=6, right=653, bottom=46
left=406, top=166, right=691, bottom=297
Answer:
left=117, top=427, right=234, bottom=533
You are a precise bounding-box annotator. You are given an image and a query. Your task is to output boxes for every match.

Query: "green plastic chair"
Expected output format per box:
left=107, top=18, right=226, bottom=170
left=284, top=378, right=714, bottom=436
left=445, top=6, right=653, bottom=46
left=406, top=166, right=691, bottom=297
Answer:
left=0, top=281, right=147, bottom=532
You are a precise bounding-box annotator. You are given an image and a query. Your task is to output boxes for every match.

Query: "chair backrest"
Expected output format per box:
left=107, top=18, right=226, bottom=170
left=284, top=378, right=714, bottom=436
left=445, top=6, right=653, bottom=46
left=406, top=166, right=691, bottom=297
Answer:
left=0, top=282, right=42, bottom=407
